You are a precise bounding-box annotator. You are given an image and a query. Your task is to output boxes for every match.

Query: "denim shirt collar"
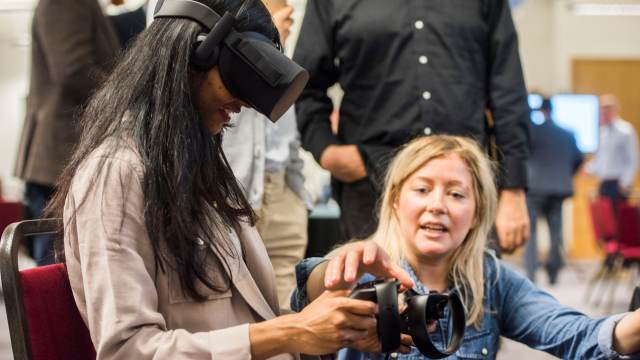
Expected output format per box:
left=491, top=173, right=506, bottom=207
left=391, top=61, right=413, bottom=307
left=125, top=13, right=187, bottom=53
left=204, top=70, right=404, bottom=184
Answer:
left=402, top=257, right=454, bottom=297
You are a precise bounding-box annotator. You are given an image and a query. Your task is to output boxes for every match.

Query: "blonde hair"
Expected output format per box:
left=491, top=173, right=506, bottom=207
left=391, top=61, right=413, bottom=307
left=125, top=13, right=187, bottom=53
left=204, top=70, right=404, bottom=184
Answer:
left=371, top=135, right=498, bottom=328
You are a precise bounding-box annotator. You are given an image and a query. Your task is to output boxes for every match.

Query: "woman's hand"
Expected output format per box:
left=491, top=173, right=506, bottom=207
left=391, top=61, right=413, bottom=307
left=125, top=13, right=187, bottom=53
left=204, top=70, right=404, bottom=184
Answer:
left=350, top=305, right=415, bottom=354
left=349, top=305, right=437, bottom=355
left=325, top=241, right=414, bottom=292
left=250, top=290, right=378, bottom=359
left=290, top=289, right=378, bottom=355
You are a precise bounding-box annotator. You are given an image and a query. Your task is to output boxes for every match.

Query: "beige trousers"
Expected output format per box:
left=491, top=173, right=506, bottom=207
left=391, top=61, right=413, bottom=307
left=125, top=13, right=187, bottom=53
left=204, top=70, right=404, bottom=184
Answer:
left=255, top=171, right=308, bottom=309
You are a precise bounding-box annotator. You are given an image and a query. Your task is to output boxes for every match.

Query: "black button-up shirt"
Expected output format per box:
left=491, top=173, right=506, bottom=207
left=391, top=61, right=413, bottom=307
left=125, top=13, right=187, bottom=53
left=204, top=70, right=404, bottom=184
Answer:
left=293, top=0, right=530, bottom=190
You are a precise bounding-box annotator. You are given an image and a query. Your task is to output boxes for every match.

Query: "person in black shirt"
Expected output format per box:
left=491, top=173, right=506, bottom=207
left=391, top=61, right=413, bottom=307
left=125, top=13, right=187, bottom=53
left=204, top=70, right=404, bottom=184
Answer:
left=293, top=0, right=531, bottom=252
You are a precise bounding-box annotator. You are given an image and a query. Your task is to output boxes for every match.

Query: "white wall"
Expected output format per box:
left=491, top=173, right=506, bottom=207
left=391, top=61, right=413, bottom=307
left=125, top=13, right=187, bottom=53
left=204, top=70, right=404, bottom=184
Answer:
left=513, top=0, right=557, bottom=95
left=514, top=0, right=640, bottom=94
left=0, top=2, right=34, bottom=199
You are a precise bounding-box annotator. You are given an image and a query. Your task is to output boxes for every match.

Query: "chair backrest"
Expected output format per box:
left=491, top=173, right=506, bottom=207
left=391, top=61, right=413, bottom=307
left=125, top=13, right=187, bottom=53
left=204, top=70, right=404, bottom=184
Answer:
left=1, top=219, right=96, bottom=360
left=588, top=197, right=617, bottom=242
left=0, top=200, right=22, bottom=238
left=617, top=202, right=640, bottom=249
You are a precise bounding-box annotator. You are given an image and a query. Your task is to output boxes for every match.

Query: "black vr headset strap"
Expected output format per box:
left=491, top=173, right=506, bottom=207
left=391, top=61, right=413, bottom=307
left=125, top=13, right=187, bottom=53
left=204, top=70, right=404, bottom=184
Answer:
left=196, top=13, right=237, bottom=61
left=153, top=0, right=238, bottom=67
left=154, top=0, right=221, bottom=30
left=222, top=31, right=285, bottom=87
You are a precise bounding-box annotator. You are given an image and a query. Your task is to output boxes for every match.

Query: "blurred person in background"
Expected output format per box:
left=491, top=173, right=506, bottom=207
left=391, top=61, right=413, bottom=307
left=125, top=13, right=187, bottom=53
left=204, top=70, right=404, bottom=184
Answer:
left=526, top=99, right=582, bottom=284
left=223, top=4, right=313, bottom=309
left=293, top=0, right=530, bottom=254
left=584, top=94, right=639, bottom=207
left=13, top=0, right=120, bottom=266
left=110, top=1, right=148, bottom=47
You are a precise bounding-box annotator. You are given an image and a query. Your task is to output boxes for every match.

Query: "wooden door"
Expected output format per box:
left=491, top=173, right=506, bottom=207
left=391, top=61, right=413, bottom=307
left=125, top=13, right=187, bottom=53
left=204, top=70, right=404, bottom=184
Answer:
left=571, top=59, right=640, bottom=259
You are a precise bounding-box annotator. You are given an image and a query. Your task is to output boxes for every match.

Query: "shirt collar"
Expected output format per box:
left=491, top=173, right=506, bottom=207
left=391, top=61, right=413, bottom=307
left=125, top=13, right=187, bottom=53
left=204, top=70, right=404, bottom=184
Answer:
left=402, top=257, right=455, bottom=295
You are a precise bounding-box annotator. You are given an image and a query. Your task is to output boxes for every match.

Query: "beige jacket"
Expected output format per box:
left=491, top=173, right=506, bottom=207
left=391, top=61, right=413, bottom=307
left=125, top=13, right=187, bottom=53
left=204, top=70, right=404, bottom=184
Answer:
left=63, top=143, right=298, bottom=359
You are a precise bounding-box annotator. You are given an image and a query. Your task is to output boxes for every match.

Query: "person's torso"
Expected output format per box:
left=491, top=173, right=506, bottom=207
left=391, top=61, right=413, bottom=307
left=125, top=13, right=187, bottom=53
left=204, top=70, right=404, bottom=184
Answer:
left=331, top=0, right=495, bottom=149
left=64, top=142, right=283, bottom=335
left=595, top=119, right=636, bottom=178
left=527, top=120, right=579, bottom=195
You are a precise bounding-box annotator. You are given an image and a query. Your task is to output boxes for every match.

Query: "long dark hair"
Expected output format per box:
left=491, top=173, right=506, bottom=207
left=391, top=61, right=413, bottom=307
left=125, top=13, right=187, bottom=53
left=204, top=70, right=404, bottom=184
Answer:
left=46, top=0, right=279, bottom=301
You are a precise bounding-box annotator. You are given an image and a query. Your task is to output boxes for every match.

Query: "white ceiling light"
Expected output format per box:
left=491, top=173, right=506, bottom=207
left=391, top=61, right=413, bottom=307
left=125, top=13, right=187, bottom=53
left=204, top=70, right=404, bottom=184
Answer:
left=571, top=4, right=640, bottom=15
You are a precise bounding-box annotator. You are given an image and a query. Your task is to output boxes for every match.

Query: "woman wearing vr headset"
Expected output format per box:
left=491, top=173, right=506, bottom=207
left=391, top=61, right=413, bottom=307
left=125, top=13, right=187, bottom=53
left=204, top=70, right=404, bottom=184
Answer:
left=294, top=135, right=640, bottom=359
left=44, top=0, right=416, bottom=358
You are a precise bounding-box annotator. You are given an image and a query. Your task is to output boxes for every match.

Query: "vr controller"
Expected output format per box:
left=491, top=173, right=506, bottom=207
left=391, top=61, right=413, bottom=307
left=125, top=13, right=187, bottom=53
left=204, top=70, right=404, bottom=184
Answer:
left=348, top=278, right=466, bottom=358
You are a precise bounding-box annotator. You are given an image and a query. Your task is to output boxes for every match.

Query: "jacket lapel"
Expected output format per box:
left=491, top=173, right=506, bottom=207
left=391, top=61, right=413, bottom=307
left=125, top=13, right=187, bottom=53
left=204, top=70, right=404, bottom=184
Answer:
left=210, top=222, right=279, bottom=321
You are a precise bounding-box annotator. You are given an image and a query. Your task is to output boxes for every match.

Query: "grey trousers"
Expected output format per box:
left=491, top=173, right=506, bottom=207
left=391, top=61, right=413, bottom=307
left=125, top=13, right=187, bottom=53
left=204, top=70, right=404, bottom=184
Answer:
left=525, top=194, right=566, bottom=282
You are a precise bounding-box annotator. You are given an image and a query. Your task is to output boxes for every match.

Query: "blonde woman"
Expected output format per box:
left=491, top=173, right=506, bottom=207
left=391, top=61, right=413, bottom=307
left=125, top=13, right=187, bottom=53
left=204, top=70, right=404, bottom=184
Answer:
left=294, top=135, right=640, bottom=359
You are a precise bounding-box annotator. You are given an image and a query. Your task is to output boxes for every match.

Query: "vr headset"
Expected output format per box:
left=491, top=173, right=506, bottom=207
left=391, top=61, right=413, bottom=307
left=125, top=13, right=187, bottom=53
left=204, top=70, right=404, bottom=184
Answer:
left=153, top=0, right=309, bottom=122
left=349, top=278, right=466, bottom=358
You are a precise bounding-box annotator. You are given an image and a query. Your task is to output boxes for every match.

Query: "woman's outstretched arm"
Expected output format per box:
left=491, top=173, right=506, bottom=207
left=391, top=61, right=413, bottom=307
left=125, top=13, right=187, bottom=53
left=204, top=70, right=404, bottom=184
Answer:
left=492, top=256, right=640, bottom=360
left=305, top=241, right=414, bottom=302
left=613, top=309, right=640, bottom=355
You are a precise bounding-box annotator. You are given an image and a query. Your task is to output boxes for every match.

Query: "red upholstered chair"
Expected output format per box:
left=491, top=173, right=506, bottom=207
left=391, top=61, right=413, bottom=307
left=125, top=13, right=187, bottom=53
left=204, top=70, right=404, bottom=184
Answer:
left=0, top=198, right=23, bottom=237
left=602, top=202, right=640, bottom=312
left=585, top=197, right=620, bottom=305
left=1, top=219, right=96, bottom=360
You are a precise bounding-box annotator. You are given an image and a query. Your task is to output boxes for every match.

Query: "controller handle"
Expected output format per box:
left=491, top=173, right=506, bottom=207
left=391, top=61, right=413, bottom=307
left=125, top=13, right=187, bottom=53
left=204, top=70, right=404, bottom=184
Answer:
left=348, top=279, right=401, bottom=353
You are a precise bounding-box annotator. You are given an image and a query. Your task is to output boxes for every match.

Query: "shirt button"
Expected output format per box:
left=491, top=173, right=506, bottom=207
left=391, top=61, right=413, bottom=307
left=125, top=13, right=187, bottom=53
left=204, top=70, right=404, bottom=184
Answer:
left=422, top=91, right=431, bottom=100
left=254, top=148, right=261, bottom=158
left=415, top=20, right=424, bottom=29
left=419, top=56, right=428, bottom=64
left=390, top=353, right=398, bottom=358
left=482, top=348, right=488, bottom=355
left=424, top=127, right=432, bottom=136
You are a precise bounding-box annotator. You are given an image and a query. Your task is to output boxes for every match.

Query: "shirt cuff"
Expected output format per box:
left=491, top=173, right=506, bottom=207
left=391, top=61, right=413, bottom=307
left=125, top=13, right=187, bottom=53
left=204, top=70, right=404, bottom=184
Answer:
left=290, top=257, right=328, bottom=312
left=499, top=156, right=528, bottom=190
left=598, top=313, right=640, bottom=359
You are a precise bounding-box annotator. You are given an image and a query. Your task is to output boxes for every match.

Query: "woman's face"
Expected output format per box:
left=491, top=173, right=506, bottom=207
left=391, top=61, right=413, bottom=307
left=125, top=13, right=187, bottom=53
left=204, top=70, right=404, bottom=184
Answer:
left=196, top=66, right=248, bottom=135
left=393, top=154, right=476, bottom=261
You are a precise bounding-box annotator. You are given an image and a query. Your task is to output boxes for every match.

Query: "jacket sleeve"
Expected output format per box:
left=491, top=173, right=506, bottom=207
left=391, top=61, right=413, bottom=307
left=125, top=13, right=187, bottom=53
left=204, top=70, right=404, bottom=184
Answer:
left=494, top=259, right=640, bottom=360
left=68, top=157, right=253, bottom=359
left=486, top=0, right=530, bottom=190
left=293, top=0, right=340, bottom=163
left=36, top=0, right=114, bottom=104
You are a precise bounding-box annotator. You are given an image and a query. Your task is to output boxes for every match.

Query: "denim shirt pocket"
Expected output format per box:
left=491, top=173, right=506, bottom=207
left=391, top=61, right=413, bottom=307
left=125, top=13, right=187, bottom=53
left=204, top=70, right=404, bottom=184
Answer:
left=455, top=329, right=492, bottom=359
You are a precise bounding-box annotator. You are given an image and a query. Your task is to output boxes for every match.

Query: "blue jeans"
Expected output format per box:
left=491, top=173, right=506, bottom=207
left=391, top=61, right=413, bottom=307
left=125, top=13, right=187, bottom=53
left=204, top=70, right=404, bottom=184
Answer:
left=24, top=182, right=56, bottom=266
left=526, top=194, right=565, bottom=283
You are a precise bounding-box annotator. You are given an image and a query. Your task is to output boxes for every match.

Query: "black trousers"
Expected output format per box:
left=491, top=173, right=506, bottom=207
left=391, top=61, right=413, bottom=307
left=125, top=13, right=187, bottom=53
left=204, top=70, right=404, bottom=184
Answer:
left=599, top=180, right=627, bottom=208
left=337, top=178, right=379, bottom=242
left=24, top=182, right=56, bottom=266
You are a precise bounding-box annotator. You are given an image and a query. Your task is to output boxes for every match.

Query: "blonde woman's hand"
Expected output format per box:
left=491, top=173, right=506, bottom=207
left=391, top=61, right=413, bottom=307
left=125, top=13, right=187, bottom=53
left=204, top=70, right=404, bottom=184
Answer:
left=325, top=240, right=414, bottom=292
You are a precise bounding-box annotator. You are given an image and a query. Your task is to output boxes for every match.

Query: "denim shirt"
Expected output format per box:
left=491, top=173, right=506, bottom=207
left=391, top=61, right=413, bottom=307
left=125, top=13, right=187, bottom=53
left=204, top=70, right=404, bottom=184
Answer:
left=291, top=253, right=639, bottom=360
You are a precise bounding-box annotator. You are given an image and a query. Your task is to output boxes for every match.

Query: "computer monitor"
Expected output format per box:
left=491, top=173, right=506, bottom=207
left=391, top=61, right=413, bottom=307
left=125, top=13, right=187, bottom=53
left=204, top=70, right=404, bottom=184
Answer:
left=528, top=94, right=599, bottom=153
